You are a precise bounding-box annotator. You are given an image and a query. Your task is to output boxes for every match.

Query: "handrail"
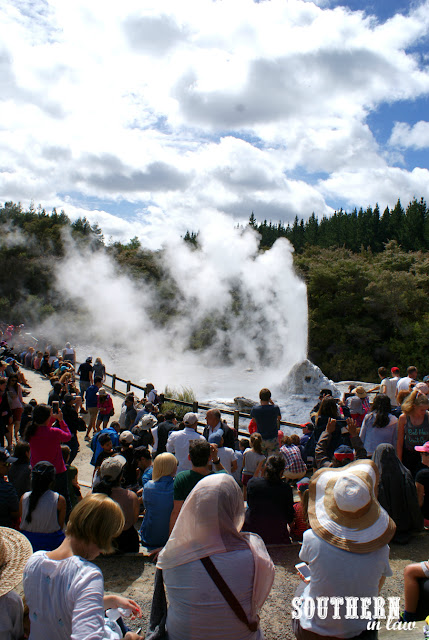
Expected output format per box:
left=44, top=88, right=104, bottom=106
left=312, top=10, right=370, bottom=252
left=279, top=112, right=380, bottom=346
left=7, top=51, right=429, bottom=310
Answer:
left=100, top=369, right=303, bottom=433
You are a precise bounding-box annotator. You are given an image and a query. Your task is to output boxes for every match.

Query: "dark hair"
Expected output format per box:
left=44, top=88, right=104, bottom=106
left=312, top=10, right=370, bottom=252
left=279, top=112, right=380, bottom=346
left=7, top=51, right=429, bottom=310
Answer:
left=370, top=394, right=392, bottom=428
left=94, top=376, right=103, bottom=384
left=24, top=404, right=52, bottom=441
left=26, top=462, right=56, bottom=523
left=61, top=444, right=70, bottom=464
left=53, top=382, right=62, bottom=393
left=133, top=446, right=152, bottom=462
left=165, top=410, right=176, bottom=421
left=316, top=397, right=338, bottom=420
left=13, top=440, right=30, bottom=463
left=92, top=478, right=114, bottom=497
left=378, top=367, right=389, bottom=379
left=259, top=388, right=271, bottom=402
left=265, top=454, right=285, bottom=484
left=189, top=440, right=211, bottom=467
left=407, top=366, right=417, bottom=375
left=239, top=438, right=250, bottom=450
left=319, top=388, right=333, bottom=397
left=99, top=434, right=112, bottom=446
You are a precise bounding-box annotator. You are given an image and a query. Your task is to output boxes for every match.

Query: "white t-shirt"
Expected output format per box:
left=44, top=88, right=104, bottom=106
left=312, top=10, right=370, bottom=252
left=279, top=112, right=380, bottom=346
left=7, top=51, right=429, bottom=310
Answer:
left=298, top=530, right=392, bottom=638
left=166, top=427, right=206, bottom=471
left=380, top=377, right=398, bottom=407
left=0, top=590, right=24, bottom=640
left=396, top=376, right=415, bottom=393
left=23, top=551, right=121, bottom=640
left=216, top=447, right=238, bottom=474
left=164, top=548, right=262, bottom=640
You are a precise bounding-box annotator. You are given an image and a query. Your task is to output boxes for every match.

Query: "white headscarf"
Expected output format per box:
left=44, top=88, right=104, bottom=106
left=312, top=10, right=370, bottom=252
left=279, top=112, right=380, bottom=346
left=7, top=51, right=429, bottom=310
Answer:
left=157, top=473, right=275, bottom=614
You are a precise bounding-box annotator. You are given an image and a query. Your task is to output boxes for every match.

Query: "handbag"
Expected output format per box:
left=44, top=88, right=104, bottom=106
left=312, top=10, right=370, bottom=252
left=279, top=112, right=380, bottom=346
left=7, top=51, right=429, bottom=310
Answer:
left=200, top=556, right=258, bottom=632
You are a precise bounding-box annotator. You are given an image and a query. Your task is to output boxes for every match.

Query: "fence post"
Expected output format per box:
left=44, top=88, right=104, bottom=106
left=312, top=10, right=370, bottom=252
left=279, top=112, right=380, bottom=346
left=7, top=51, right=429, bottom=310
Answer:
left=111, top=374, right=116, bottom=393
left=192, top=401, right=199, bottom=413
left=233, top=410, right=239, bottom=432
left=126, top=380, right=131, bottom=393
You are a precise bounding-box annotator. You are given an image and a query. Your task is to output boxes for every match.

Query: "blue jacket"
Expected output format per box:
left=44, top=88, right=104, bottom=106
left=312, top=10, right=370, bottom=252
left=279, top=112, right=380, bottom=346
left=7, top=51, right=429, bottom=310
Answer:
left=140, top=476, right=174, bottom=549
left=90, top=427, right=120, bottom=465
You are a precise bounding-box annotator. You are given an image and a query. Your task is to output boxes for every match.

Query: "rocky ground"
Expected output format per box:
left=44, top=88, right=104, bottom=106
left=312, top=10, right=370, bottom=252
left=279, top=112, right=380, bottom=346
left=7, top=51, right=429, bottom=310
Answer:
left=17, top=368, right=429, bottom=639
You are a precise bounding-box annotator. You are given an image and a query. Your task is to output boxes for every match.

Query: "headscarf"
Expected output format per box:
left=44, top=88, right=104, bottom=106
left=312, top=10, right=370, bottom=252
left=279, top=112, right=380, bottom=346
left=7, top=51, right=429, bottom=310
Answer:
left=157, top=473, right=274, bottom=614
left=372, top=443, right=423, bottom=534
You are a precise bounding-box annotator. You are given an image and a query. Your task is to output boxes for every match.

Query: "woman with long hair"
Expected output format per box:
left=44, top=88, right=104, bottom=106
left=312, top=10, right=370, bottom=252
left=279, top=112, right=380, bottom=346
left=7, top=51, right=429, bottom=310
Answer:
left=24, top=404, right=72, bottom=513
left=140, top=452, right=177, bottom=550
left=93, top=357, right=106, bottom=382
left=243, top=454, right=295, bottom=544
left=241, top=432, right=265, bottom=500
left=23, top=493, right=143, bottom=640
left=397, top=390, right=429, bottom=476
left=19, top=461, right=66, bottom=551
left=154, top=473, right=274, bottom=640
left=6, top=373, right=23, bottom=444
left=359, top=393, right=398, bottom=456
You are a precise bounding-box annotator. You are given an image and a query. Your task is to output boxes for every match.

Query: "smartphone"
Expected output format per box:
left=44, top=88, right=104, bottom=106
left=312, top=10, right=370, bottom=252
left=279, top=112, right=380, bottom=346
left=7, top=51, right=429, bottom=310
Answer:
left=295, top=562, right=311, bottom=581
left=52, top=401, right=60, bottom=413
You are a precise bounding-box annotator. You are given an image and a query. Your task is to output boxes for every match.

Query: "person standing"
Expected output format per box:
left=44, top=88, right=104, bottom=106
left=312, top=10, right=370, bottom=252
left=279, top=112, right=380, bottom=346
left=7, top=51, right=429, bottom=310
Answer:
left=250, top=388, right=281, bottom=456
left=84, top=376, right=103, bottom=441
left=203, top=409, right=235, bottom=450
left=166, top=412, right=206, bottom=471
left=155, top=410, right=178, bottom=456
left=62, top=343, right=76, bottom=367
left=77, top=357, right=93, bottom=402
left=396, top=366, right=418, bottom=395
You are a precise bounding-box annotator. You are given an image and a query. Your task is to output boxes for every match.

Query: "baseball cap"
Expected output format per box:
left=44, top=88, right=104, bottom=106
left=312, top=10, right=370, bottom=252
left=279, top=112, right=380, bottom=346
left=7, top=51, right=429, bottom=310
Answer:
left=183, top=412, right=198, bottom=425
left=391, top=367, right=400, bottom=374
left=119, top=430, right=134, bottom=444
left=100, top=455, right=127, bottom=481
left=333, top=444, right=354, bottom=461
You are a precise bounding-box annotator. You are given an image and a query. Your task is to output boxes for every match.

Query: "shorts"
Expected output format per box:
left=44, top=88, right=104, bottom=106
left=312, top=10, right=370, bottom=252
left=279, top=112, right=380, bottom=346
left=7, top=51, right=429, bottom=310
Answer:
left=87, top=407, right=98, bottom=419
left=242, top=472, right=253, bottom=486
left=97, top=412, right=110, bottom=423
left=261, top=437, right=279, bottom=457
left=12, top=407, right=23, bottom=422
left=79, top=381, right=90, bottom=393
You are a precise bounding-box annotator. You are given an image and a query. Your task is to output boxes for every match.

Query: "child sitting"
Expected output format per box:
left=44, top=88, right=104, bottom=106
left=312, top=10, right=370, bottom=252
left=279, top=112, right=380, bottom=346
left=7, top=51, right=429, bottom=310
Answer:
left=61, top=444, right=82, bottom=509
left=289, top=477, right=310, bottom=542
left=92, top=434, right=114, bottom=487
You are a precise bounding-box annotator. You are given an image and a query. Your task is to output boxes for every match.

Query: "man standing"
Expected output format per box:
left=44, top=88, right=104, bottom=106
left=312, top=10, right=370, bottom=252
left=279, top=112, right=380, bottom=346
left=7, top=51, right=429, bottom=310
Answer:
left=77, top=357, right=93, bottom=401
left=250, top=388, right=281, bottom=455
left=84, top=376, right=103, bottom=441
left=396, top=366, right=418, bottom=395
left=203, top=409, right=235, bottom=450
left=166, top=412, right=206, bottom=471
left=156, top=410, right=178, bottom=456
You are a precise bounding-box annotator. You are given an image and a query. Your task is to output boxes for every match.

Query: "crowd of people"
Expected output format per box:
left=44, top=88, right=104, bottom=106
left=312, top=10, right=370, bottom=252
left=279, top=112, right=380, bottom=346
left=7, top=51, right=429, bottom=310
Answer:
left=2, top=327, right=429, bottom=638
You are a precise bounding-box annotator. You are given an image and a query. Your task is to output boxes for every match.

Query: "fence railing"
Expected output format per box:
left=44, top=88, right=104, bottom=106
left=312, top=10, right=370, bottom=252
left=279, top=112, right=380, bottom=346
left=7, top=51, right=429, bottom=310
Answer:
left=101, top=370, right=303, bottom=433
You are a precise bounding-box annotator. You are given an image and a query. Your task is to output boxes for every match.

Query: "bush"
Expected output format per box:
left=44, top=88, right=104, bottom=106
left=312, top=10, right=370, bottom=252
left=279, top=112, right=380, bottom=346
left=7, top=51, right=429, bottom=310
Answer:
left=161, top=386, right=196, bottom=421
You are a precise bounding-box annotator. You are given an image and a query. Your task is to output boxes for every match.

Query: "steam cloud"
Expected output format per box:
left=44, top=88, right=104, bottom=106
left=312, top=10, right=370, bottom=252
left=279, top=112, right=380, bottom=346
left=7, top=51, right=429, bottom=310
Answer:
left=37, top=214, right=308, bottom=401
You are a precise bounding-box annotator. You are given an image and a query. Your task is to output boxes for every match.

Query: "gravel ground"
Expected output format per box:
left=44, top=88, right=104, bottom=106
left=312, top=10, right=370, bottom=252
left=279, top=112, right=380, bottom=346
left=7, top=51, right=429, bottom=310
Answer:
left=19, top=368, right=429, bottom=639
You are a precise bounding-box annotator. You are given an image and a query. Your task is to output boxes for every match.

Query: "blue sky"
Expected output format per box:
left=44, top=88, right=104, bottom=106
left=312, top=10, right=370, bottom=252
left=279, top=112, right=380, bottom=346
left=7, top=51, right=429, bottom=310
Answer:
left=0, top=0, right=428, bottom=245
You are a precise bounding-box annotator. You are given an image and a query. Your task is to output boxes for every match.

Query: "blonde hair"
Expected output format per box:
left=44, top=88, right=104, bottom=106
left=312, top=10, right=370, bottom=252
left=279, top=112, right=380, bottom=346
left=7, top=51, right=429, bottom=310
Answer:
left=152, top=453, right=177, bottom=482
left=66, top=494, right=124, bottom=553
left=401, top=389, right=429, bottom=415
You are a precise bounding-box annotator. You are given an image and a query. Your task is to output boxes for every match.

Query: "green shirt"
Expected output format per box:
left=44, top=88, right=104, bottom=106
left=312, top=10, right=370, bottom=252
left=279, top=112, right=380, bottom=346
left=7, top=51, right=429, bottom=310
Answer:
left=173, top=469, right=226, bottom=501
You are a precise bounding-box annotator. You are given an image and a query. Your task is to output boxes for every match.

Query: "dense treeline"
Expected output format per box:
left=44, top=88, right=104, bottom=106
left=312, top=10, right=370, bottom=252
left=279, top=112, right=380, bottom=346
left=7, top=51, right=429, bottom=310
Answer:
left=248, top=198, right=429, bottom=253
left=1, top=200, right=428, bottom=380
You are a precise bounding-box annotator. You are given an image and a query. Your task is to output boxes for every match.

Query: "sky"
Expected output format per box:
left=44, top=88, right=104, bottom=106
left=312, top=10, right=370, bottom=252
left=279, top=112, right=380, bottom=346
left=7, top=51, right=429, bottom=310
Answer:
left=1, top=0, right=429, bottom=247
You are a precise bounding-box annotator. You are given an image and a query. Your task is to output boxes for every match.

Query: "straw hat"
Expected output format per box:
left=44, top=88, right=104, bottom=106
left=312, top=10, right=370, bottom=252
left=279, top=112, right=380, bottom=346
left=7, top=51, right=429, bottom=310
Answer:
left=0, top=527, right=33, bottom=597
left=308, top=459, right=396, bottom=554
left=353, top=386, right=368, bottom=399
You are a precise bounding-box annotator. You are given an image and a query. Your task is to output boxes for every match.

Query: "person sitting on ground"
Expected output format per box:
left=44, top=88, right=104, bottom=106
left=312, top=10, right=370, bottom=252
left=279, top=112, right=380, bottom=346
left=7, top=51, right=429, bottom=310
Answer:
left=93, top=456, right=140, bottom=553
left=8, top=440, right=31, bottom=498
left=280, top=435, right=307, bottom=480
left=292, top=460, right=395, bottom=639
left=23, top=493, right=143, bottom=640
left=155, top=473, right=275, bottom=640
left=241, top=433, right=266, bottom=500
left=24, top=404, right=72, bottom=514
left=315, top=417, right=367, bottom=469
left=401, top=558, right=429, bottom=622
left=208, top=429, right=238, bottom=474
left=346, top=386, right=370, bottom=429
left=91, top=420, right=120, bottom=465
left=132, top=413, right=156, bottom=449
left=359, top=393, right=399, bottom=456
left=250, top=388, right=281, bottom=456
left=140, top=452, right=178, bottom=550
left=397, top=389, right=429, bottom=476
left=289, top=477, right=310, bottom=542
left=92, top=434, right=114, bottom=486
left=0, top=448, right=19, bottom=528
left=0, top=527, right=32, bottom=640
left=242, top=454, right=294, bottom=545
left=414, top=441, right=429, bottom=526
left=5, top=359, right=30, bottom=388
left=20, top=461, right=66, bottom=552
left=32, top=351, right=43, bottom=371
left=47, top=381, right=63, bottom=407
left=169, top=439, right=225, bottom=532
left=134, top=446, right=153, bottom=494
left=61, top=444, right=82, bottom=509
left=119, top=394, right=137, bottom=431
left=372, top=443, right=423, bottom=544
left=133, top=401, right=158, bottom=426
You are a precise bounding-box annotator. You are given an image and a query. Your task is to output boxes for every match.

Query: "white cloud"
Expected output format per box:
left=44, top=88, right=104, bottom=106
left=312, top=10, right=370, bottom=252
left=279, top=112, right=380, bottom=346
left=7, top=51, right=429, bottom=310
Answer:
left=0, top=0, right=429, bottom=243
left=389, top=120, right=429, bottom=149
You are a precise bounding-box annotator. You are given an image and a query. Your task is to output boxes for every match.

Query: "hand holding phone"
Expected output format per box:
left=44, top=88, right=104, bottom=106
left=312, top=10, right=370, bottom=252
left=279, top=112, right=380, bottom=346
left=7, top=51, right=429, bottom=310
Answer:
left=52, top=401, right=60, bottom=413
left=295, top=562, right=311, bottom=582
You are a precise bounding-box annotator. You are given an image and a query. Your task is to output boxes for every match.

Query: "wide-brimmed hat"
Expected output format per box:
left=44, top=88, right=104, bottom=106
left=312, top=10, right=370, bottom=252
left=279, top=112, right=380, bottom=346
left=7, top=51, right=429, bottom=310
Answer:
left=353, top=386, right=368, bottom=399
left=0, top=527, right=33, bottom=597
left=308, top=459, right=396, bottom=553
left=137, top=414, right=157, bottom=430
left=100, top=455, right=127, bottom=481
left=97, top=388, right=107, bottom=397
